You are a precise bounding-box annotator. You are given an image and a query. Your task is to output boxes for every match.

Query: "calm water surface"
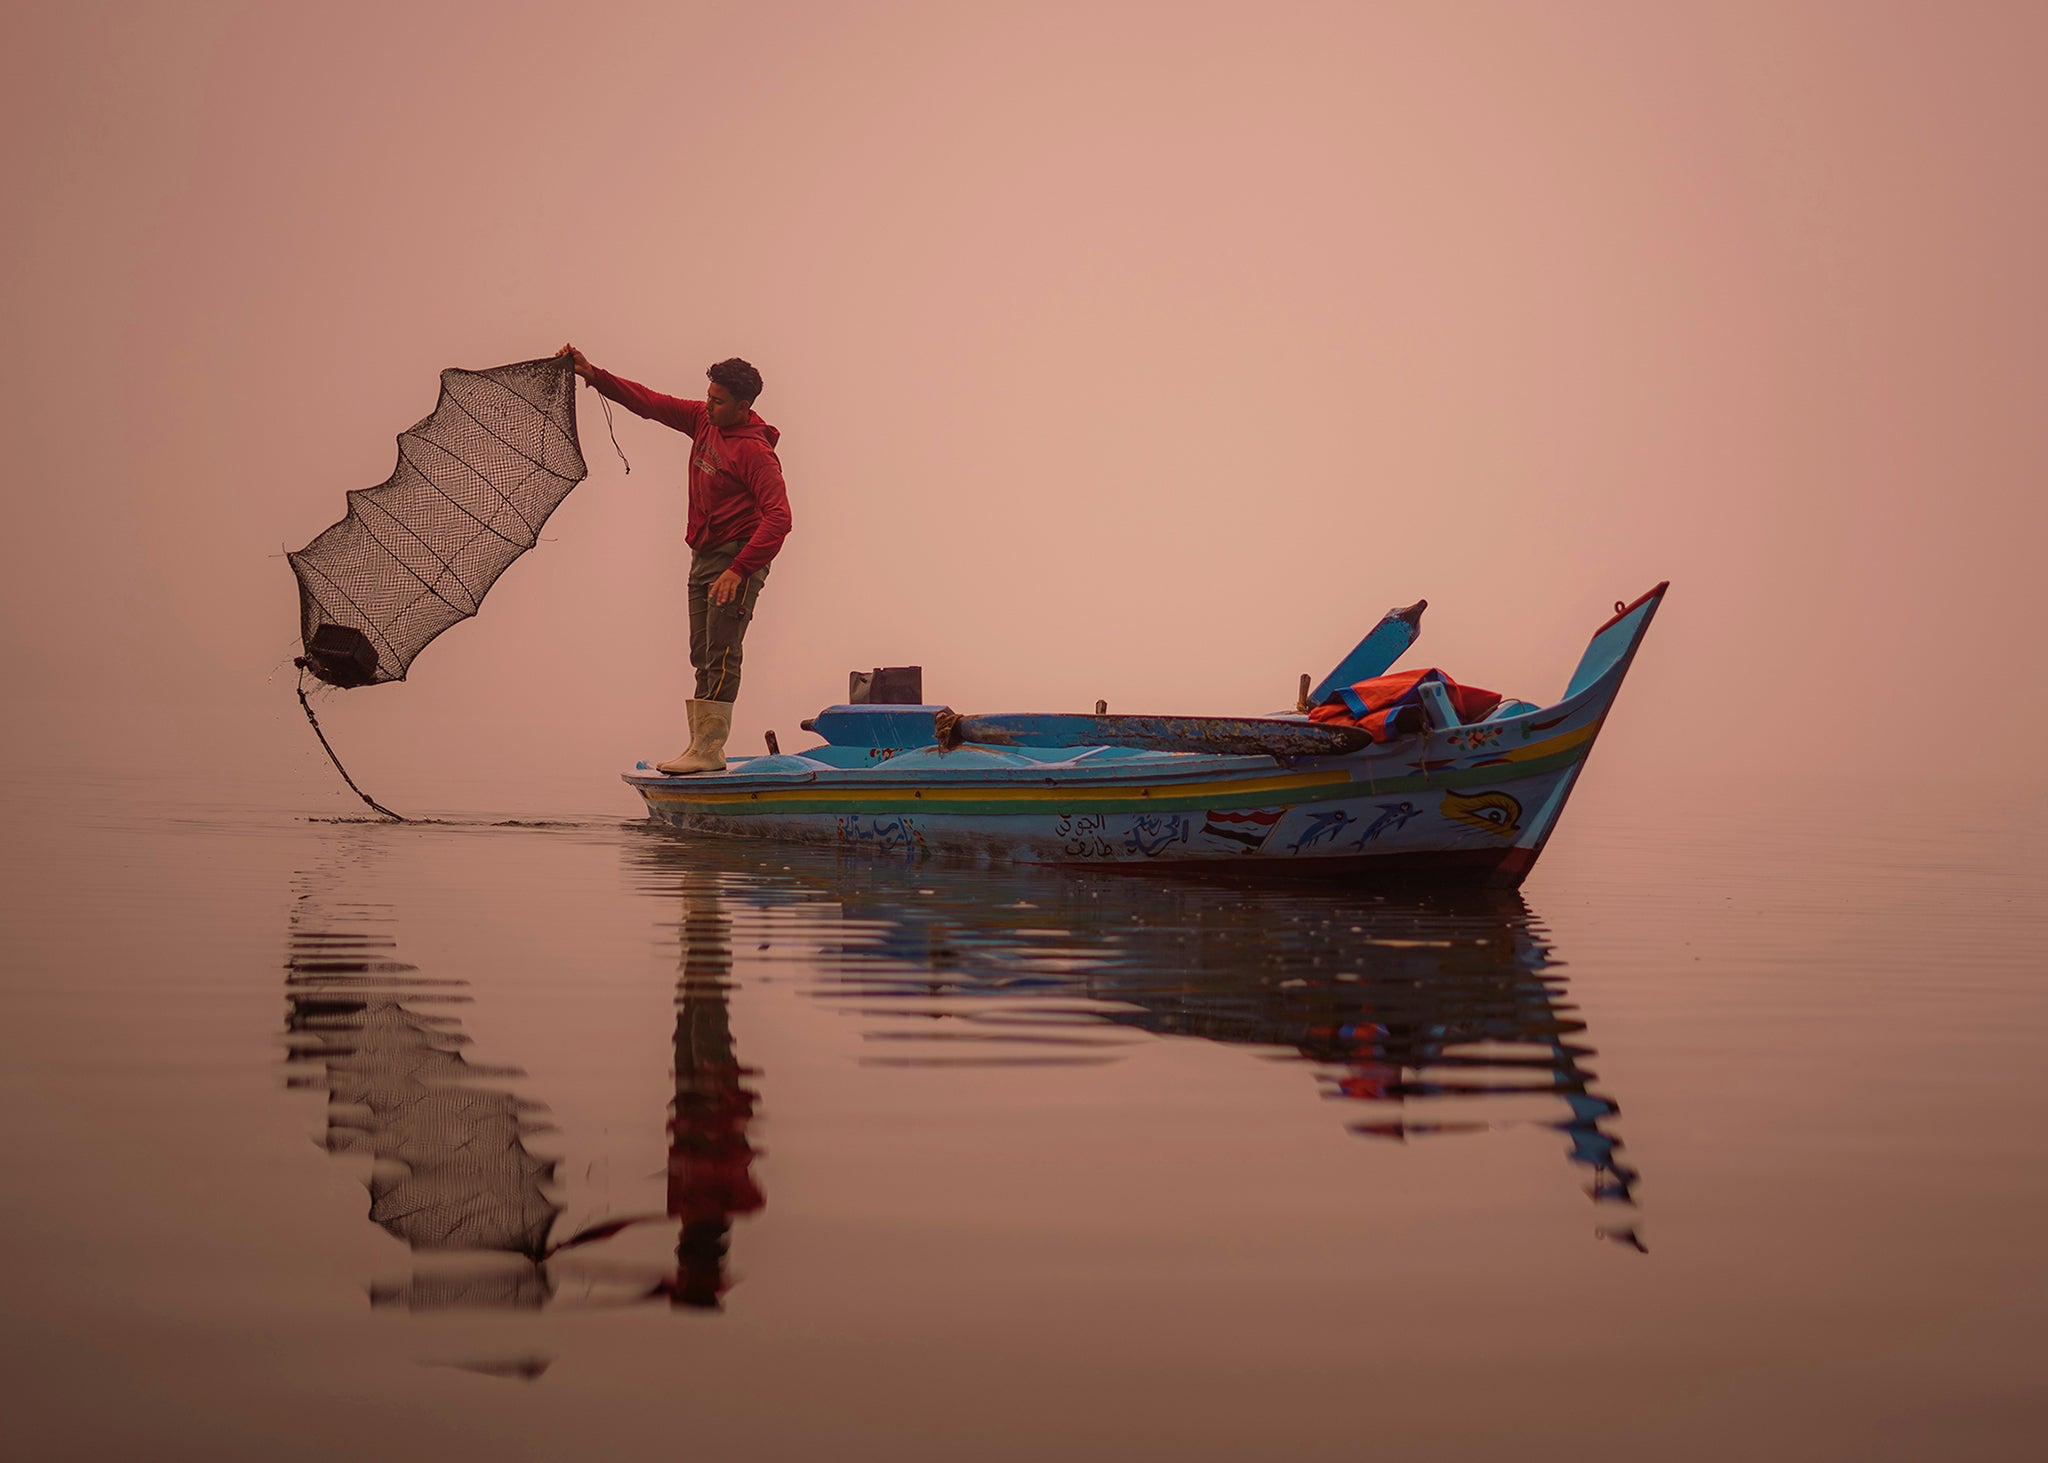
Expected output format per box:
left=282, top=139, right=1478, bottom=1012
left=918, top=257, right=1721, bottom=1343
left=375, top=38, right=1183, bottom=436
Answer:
left=2, top=769, right=2043, bottom=1460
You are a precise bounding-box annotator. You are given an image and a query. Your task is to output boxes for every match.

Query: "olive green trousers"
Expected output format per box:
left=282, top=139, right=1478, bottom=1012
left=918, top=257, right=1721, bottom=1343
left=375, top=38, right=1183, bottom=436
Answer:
left=687, top=540, right=770, bottom=704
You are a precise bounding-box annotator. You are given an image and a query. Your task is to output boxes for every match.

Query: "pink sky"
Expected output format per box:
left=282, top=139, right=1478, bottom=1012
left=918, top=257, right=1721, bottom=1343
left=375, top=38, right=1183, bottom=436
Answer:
left=3, top=1, right=2042, bottom=809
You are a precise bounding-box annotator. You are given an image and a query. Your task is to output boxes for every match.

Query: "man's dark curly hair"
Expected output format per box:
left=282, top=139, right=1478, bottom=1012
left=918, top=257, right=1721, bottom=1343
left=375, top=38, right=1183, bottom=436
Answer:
left=707, top=357, right=764, bottom=404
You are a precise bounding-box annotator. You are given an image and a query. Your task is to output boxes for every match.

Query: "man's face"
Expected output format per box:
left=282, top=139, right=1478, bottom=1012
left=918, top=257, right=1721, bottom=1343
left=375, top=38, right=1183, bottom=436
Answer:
left=705, top=381, right=751, bottom=430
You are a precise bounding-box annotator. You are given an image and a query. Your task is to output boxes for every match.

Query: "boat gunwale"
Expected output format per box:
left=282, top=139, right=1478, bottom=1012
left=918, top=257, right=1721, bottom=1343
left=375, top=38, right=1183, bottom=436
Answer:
left=623, top=584, right=1666, bottom=813
left=624, top=669, right=1617, bottom=803
left=626, top=721, right=1603, bottom=814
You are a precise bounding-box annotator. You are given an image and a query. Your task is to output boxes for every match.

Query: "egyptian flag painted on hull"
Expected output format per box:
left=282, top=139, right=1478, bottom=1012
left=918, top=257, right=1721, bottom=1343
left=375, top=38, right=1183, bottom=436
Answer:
left=1202, top=807, right=1284, bottom=851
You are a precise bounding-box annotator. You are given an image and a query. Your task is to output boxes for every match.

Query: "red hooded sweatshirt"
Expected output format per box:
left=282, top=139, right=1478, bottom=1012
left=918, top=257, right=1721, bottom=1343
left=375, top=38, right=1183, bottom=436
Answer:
left=588, top=366, right=794, bottom=576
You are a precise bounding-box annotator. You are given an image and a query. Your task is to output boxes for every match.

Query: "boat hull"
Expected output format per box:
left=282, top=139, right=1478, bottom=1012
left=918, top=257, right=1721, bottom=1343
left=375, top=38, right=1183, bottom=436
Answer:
left=628, top=710, right=1597, bottom=888
left=623, top=585, right=1664, bottom=887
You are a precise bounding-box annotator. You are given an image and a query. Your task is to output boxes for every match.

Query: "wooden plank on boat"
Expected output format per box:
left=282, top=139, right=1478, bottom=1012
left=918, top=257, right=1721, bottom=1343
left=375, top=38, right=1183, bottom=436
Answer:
left=944, top=712, right=1372, bottom=757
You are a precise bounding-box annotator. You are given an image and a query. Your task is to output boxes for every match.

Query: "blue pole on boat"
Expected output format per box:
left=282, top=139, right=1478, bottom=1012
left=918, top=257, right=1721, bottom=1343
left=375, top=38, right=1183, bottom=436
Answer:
left=1306, top=601, right=1427, bottom=708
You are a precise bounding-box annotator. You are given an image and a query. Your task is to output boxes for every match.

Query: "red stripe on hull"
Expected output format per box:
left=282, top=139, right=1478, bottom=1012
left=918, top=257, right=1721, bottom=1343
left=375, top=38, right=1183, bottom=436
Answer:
left=1592, top=581, right=1670, bottom=634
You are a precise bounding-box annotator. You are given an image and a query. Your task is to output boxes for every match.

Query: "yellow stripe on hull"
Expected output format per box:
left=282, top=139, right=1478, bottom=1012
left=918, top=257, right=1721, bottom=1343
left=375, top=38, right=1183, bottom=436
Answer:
left=1489, top=720, right=1600, bottom=763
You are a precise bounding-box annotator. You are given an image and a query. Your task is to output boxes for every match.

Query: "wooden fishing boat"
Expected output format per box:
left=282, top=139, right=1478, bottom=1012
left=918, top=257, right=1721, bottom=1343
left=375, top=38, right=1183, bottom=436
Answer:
left=624, top=583, right=1667, bottom=887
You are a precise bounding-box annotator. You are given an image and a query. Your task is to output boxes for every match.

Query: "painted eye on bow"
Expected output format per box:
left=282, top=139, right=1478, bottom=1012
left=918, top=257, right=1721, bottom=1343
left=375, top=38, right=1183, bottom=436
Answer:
left=1439, top=790, right=1524, bottom=837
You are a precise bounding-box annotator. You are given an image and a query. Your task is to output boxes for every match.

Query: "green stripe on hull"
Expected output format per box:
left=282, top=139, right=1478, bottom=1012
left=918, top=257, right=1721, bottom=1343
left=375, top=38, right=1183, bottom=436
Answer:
left=636, top=736, right=1596, bottom=820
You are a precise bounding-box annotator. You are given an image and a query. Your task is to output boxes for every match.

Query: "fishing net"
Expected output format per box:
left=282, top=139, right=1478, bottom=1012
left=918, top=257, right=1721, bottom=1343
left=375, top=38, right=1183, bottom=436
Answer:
left=288, top=355, right=587, bottom=687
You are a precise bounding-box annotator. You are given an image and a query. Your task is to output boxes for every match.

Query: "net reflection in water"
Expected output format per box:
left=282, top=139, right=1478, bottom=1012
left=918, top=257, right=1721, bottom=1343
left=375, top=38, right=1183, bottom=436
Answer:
left=282, top=861, right=565, bottom=1305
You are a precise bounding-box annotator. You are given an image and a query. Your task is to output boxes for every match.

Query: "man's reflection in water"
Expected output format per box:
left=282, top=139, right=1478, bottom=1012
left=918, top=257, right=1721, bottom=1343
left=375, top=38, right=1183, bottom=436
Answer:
left=660, top=873, right=765, bottom=1309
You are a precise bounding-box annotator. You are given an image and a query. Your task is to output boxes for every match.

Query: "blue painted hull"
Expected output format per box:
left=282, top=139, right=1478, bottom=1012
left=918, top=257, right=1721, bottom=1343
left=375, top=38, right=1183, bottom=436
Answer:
left=624, top=586, right=1666, bottom=887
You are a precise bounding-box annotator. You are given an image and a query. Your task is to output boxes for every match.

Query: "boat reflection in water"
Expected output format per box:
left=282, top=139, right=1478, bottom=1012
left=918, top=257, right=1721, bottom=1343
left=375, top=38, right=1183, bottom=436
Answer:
left=282, top=842, right=767, bottom=1314
left=631, top=832, right=1644, bottom=1250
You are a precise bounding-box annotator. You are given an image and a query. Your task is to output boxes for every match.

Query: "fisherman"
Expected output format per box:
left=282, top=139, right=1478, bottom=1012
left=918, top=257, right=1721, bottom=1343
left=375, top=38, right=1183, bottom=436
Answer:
left=556, top=344, right=793, bottom=774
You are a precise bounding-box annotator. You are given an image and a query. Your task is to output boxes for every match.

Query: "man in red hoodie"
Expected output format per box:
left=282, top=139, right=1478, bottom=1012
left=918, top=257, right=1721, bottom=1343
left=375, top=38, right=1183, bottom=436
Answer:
left=557, top=344, right=793, bottom=775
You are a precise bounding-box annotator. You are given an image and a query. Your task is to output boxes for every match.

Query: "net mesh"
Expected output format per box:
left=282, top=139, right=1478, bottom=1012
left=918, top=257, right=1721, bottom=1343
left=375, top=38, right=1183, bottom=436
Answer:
left=288, top=356, right=587, bottom=686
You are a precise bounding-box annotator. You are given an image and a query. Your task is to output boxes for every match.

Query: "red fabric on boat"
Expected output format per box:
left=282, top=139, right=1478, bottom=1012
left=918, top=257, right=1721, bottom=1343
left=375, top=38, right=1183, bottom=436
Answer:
left=1308, top=668, right=1503, bottom=741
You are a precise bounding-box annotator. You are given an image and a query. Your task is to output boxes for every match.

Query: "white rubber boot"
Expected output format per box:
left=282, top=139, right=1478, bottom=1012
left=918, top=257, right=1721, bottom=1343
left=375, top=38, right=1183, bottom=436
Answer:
left=657, top=699, right=732, bottom=775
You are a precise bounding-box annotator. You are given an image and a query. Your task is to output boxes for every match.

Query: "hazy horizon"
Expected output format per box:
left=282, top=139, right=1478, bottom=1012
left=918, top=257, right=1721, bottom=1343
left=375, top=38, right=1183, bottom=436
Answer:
left=5, top=1, right=2043, bottom=812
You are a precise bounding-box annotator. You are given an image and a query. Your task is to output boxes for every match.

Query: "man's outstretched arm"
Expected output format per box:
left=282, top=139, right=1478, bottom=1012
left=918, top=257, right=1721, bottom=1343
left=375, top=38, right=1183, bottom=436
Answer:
left=556, top=344, right=705, bottom=437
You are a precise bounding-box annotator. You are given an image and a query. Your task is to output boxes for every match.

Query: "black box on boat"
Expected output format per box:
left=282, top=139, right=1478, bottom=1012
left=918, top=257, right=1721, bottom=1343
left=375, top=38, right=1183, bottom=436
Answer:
left=849, top=666, right=923, bottom=704
left=304, top=624, right=379, bottom=687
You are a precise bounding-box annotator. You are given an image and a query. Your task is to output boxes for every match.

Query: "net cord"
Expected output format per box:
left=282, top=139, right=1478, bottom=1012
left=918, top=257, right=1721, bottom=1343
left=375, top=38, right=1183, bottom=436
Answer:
left=597, top=391, right=631, bottom=474
left=295, top=665, right=406, bottom=821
